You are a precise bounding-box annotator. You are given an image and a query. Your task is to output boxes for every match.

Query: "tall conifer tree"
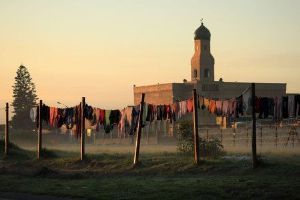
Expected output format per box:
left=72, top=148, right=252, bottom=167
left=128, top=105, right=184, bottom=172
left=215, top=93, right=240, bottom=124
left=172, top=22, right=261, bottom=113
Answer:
left=11, top=65, right=38, bottom=129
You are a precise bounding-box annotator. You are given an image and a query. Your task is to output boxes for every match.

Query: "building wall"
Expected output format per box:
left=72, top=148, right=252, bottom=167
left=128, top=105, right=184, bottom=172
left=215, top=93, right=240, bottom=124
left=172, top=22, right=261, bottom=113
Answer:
left=134, top=81, right=286, bottom=105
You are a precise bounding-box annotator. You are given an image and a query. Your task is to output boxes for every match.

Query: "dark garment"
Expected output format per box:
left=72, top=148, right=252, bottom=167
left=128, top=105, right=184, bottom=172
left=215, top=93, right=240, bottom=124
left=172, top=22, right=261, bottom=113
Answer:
left=65, top=107, right=74, bottom=129
left=41, top=104, right=50, bottom=124
left=74, top=104, right=81, bottom=138
left=130, top=106, right=139, bottom=135
left=268, top=98, right=275, bottom=116
left=56, top=108, right=65, bottom=128
left=156, top=105, right=163, bottom=121
left=258, top=97, right=274, bottom=119
left=236, top=96, right=243, bottom=117
left=166, top=105, right=172, bottom=123
left=84, top=105, right=94, bottom=120
left=110, top=110, right=121, bottom=125
left=162, top=105, right=168, bottom=120
left=146, top=104, right=154, bottom=122
left=296, top=95, right=300, bottom=116
left=282, top=96, right=289, bottom=118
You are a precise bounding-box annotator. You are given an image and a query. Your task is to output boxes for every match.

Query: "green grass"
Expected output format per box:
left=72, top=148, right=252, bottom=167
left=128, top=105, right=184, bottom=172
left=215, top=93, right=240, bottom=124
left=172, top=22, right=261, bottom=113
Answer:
left=0, top=140, right=299, bottom=199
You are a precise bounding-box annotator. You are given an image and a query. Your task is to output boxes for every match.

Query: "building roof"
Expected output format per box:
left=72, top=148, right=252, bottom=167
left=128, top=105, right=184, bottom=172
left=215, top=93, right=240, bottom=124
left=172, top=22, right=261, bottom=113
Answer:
left=194, top=22, right=211, bottom=40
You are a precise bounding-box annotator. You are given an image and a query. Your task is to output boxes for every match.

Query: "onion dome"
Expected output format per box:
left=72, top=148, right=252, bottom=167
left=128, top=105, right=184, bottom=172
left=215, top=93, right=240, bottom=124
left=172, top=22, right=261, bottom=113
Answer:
left=194, top=22, right=211, bottom=40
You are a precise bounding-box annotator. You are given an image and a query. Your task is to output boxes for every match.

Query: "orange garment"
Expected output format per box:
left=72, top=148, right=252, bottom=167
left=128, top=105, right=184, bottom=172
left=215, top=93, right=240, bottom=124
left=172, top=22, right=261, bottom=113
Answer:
left=187, top=99, right=194, bottom=112
left=209, top=100, right=216, bottom=114
left=204, top=98, right=210, bottom=110
left=49, top=107, right=58, bottom=127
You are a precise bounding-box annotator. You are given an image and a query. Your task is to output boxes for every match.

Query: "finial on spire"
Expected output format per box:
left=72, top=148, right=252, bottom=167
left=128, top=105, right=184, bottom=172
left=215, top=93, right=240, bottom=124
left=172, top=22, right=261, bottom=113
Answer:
left=201, top=18, right=203, bottom=25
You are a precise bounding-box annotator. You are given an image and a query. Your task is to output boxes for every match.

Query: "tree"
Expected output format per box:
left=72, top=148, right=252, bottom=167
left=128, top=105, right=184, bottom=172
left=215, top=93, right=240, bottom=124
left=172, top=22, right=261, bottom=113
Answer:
left=11, top=65, right=38, bottom=129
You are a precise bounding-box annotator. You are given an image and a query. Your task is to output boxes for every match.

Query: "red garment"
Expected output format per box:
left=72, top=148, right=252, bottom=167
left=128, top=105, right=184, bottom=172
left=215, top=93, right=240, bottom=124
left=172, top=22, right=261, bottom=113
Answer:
left=255, top=97, right=260, bottom=113
left=99, top=109, right=105, bottom=125
left=187, top=99, right=194, bottom=112
left=49, top=107, right=58, bottom=127
left=209, top=100, right=216, bottom=114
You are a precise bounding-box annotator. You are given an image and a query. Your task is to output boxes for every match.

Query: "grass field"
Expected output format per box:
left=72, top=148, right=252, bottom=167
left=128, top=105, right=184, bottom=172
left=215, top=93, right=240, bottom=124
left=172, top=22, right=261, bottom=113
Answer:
left=0, top=139, right=299, bottom=200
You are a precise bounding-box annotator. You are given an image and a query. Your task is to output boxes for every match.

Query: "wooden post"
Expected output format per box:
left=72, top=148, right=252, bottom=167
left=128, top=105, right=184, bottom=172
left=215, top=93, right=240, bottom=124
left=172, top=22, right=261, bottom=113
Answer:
left=275, top=125, right=278, bottom=147
left=37, top=100, right=42, bottom=159
left=81, top=97, right=85, bottom=161
left=133, top=93, right=145, bottom=166
left=4, top=103, right=9, bottom=156
left=260, top=126, right=263, bottom=148
left=251, top=83, right=257, bottom=168
left=206, top=129, right=209, bottom=141
left=193, top=89, right=200, bottom=164
left=146, top=124, right=150, bottom=145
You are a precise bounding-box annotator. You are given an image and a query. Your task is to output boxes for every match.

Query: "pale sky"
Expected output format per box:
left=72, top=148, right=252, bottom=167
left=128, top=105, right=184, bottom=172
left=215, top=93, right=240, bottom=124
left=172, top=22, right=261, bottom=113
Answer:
left=0, top=0, right=300, bottom=123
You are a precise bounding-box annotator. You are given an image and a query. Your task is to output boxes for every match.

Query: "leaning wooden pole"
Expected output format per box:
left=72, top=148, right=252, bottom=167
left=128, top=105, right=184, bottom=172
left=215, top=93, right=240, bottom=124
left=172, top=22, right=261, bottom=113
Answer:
left=81, top=97, right=86, bottom=161
left=133, top=93, right=145, bottom=166
left=251, top=83, right=257, bottom=168
left=4, top=103, right=9, bottom=156
left=37, top=100, right=42, bottom=159
left=193, top=89, right=200, bottom=164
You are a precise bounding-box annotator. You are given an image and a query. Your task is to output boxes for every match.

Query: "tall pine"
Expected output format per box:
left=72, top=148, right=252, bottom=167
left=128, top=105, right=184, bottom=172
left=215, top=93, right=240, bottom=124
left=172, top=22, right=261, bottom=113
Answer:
left=11, top=65, right=38, bottom=129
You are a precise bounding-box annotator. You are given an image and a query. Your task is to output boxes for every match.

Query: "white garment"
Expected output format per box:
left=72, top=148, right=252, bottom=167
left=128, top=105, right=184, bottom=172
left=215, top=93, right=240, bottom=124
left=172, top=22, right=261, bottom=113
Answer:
left=30, top=107, right=37, bottom=122
left=242, top=88, right=252, bottom=115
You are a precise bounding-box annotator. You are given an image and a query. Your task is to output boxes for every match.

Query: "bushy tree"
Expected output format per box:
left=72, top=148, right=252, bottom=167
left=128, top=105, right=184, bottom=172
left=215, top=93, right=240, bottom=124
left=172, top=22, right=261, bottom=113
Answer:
left=11, top=65, right=38, bottom=129
left=176, top=121, right=224, bottom=158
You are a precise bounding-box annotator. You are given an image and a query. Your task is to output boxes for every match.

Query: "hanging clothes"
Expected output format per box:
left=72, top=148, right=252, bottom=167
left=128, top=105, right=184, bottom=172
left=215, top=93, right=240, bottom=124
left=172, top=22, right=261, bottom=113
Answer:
left=130, top=106, right=140, bottom=135
left=38, top=104, right=50, bottom=124
left=30, top=107, right=38, bottom=123
left=243, top=89, right=252, bottom=115
left=84, top=105, right=94, bottom=120
left=296, top=95, right=300, bottom=116
left=209, top=100, right=216, bottom=114
left=74, top=104, right=81, bottom=138
left=146, top=104, right=154, bottom=122
left=104, top=110, right=112, bottom=133
left=288, top=95, right=295, bottom=118
left=199, top=96, right=205, bottom=110
left=156, top=105, right=163, bottom=120
left=49, top=107, right=58, bottom=127
left=119, top=108, right=126, bottom=133
left=222, top=100, right=229, bottom=116
left=178, top=101, right=187, bottom=119
left=204, top=98, right=210, bottom=110
left=142, top=103, right=148, bottom=123
left=236, top=95, right=243, bottom=117
left=274, top=97, right=282, bottom=121
left=228, top=99, right=236, bottom=117
left=215, top=100, right=222, bottom=116
left=110, top=110, right=121, bottom=125
left=282, top=96, right=289, bottom=119
left=187, top=99, right=194, bottom=113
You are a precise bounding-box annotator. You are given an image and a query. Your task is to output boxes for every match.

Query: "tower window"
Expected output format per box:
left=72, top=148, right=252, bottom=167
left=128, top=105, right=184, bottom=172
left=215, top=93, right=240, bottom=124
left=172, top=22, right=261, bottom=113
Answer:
left=194, top=69, right=197, bottom=78
left=204, top=69, right=210, bottom=78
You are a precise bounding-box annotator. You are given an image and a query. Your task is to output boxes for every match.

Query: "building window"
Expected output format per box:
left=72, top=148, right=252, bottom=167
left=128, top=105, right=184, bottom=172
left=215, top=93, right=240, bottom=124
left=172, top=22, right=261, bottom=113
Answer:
left=194, top=69, right=197, bottom=78
left=203, top=45, right=207, bottom=50
left=204, top=69, right=210, bottom=78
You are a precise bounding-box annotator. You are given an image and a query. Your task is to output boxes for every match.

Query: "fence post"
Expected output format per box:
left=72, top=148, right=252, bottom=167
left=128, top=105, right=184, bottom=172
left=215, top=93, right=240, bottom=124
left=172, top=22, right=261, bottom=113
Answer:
left=133, top=93, right=145, bottom=166
left=4, top=103, right=9, bottom=156
left=251, top=83, right=257, bottom=168
left=37, top=100, right=42, bottom=159
left=193, top=89, right=200, bottom=165
left=81, top=97, right=85, bottom=161
left=275, top=125, right=278, bottom=147
left=260, top=126, right=263, bottom=148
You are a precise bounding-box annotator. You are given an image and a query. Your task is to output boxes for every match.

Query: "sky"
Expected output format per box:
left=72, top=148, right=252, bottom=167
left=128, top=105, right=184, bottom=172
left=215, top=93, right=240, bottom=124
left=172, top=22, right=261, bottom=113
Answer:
left=0, top=0, right=299, bottom=123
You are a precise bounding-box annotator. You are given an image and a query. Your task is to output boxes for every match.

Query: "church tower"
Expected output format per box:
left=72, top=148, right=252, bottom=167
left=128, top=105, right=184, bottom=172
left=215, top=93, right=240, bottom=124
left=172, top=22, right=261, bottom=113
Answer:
left=191, top=21, right=215, bottom=82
